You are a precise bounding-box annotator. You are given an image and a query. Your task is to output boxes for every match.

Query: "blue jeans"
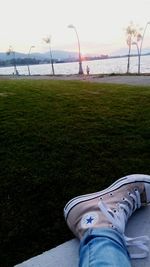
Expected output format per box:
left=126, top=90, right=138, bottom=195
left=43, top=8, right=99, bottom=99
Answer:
left=79, top=228, right=131, bottom=267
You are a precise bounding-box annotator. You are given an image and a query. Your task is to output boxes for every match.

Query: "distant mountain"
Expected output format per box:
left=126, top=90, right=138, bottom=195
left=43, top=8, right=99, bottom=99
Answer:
left=32, top=51, right=78, bottom=60
left=111, top=47, right=150, bottom=57
left=0, top=52, right=30, bottom=61
left=0, top=50, right=78, bottom=61
left=1, top=47, right=150, bottom=64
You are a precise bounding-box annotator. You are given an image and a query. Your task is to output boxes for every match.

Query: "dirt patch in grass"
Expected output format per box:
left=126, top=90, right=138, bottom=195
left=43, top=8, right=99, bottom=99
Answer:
left=0, top=92, right=14, bottom=97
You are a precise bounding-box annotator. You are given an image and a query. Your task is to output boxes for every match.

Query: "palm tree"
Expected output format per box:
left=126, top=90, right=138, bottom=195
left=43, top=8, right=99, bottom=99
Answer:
left=136, top=33, right=142, bottom=74
left=6, top=46, right=19, bottom=75
left=138, top=22, right=150, bottom=74
left=43, top=36, right=55, bottom=75
left=27, top=45, right=35, bottom=76
left=126, top=23, right=138, bottom=73
left=68, top=24, right=84, bottom=75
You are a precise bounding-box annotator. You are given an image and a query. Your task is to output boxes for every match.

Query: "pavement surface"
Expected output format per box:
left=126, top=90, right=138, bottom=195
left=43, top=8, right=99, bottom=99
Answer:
left=1, top=74, right=150, bottom=86
left=90, top=75, right=150, bottom=86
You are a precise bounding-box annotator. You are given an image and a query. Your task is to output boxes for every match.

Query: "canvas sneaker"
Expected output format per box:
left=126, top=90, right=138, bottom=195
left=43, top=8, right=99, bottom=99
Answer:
left=64, top=174, right=150, bottom=258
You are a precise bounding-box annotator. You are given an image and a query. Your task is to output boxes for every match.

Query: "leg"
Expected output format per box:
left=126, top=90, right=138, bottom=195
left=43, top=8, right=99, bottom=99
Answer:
left=79, top=228, right=131, bottom=267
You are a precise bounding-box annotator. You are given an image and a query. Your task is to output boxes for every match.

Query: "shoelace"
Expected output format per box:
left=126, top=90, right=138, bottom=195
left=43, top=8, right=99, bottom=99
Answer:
left=98, top=189, right=149, bottom=259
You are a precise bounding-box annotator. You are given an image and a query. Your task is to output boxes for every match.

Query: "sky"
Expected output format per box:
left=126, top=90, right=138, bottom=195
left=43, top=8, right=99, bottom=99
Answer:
left=0, top=0, right=150, bottom=55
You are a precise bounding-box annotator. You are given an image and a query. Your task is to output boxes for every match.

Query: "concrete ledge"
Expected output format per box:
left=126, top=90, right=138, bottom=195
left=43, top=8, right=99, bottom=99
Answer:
left=15, top=239, right=79, bottom=267
left=15, top=206, right=150, bottom=267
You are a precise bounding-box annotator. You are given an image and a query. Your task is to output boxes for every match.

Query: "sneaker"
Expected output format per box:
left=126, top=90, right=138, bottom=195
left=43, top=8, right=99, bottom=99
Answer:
left=64, top=174, right=150, bottom=258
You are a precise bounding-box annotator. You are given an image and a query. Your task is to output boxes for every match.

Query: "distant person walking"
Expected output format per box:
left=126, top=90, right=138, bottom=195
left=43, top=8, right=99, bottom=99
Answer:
left=86, top=65, right=90, bottom=75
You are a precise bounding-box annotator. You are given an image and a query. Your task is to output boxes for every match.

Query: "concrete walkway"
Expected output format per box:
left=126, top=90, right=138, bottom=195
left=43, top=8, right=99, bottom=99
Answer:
left=15, top=205, right=150, bottom=267
left=1, top=74, right=150, bottom=86
left=91, top=75, right=150, bottom=86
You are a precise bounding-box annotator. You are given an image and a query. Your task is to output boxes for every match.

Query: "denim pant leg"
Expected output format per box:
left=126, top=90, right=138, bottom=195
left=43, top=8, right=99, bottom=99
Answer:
left=79, top=228, right=131, bottom=267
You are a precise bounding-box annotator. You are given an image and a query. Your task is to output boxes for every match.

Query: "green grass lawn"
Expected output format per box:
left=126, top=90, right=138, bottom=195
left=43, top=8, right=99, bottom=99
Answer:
left=0, top=79, right=150, bottom=267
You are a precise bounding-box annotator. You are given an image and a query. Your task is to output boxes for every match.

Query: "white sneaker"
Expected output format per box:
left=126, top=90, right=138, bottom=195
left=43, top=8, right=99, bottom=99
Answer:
left=64, top=174, right=150, bottom=258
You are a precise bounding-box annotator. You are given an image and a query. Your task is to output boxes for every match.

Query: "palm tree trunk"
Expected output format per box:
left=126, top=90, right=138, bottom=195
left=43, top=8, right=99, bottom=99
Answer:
left=127, top=45, right=131, bottom=73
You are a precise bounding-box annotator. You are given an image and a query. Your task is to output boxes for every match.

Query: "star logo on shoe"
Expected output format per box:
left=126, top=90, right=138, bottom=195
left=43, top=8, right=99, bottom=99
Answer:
left=81, top=212, right=99, bottom=229
left=86, top=216, right=94, bottom=224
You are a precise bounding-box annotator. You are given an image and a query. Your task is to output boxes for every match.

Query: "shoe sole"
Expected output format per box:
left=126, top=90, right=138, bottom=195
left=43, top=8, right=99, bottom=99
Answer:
left=64, top=174, right=150, bottom=220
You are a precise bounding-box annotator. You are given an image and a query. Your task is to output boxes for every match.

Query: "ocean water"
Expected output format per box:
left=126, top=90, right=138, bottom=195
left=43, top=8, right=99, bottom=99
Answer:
left=0, top=55, right=150, bottom=76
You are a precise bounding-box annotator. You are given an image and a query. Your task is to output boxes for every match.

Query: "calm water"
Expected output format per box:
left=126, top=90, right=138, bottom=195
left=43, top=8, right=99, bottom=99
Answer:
left=0, top=55, right=150, bottom=75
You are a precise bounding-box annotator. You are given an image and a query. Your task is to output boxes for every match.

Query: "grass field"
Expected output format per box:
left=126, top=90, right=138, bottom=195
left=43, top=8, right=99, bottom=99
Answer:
left=0, top=79, right=150, bottom=267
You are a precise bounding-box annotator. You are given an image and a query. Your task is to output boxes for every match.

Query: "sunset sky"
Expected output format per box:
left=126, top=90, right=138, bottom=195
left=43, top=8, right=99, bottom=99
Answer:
left=0, top=0, right=150, bottom=55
